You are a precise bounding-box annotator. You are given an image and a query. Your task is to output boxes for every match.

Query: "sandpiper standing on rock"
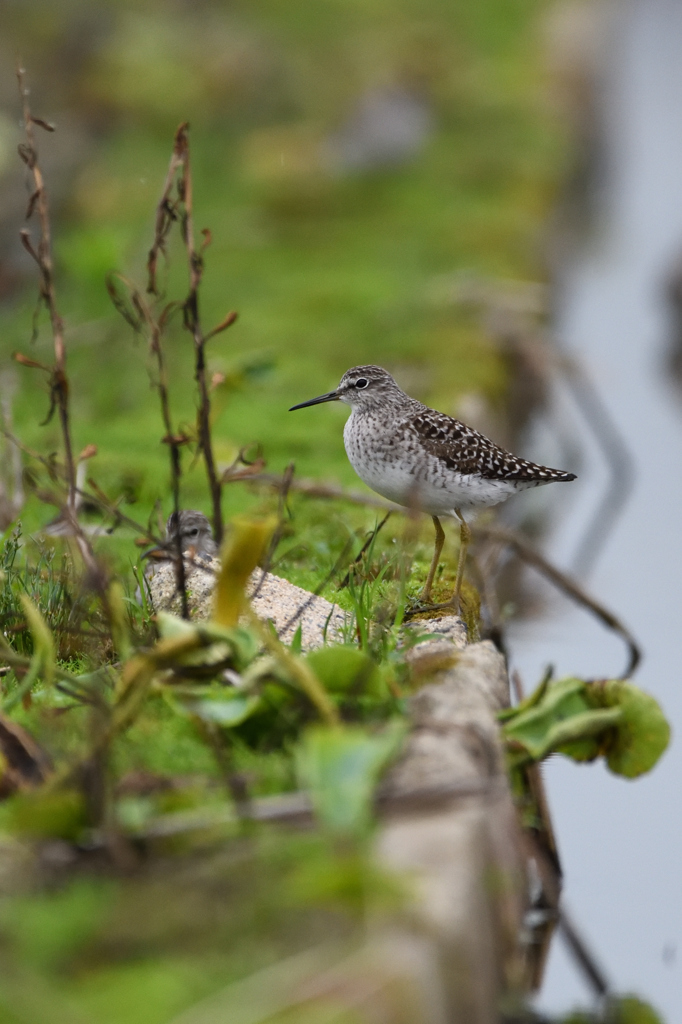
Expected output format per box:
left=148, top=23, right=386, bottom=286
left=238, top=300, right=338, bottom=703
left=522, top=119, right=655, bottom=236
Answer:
left=290, top=365, right=576, bottom=610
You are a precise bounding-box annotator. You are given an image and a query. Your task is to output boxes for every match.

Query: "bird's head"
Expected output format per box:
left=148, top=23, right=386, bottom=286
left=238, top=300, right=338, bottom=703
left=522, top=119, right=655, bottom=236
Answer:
left=166, top=510, right=217, bottom=557
left=289, top=365, right=404, bottom=413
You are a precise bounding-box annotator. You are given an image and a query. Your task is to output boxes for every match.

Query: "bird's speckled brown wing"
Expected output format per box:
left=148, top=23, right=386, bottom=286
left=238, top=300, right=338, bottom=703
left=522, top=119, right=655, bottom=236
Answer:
left=406, top=409, right=576, bottom=482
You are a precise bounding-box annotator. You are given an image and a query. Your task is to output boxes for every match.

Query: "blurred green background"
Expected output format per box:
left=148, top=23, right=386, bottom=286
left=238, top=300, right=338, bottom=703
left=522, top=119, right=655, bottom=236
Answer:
left=0, top=0, right=570, bottom=553
left=0, top=4, right=583, bottom=1022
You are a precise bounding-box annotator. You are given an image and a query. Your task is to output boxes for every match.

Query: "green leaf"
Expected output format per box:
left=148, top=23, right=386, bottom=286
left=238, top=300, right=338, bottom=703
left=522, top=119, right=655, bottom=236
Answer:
left=304, top=645, right=384, bottom=698
left=20, top=594, right=55, bottom=685
left=2, top=596, right=56, bottom=712
left=213, top=516, right=276, bottom=627
left=5, top=789, right=87, bottom=842
left=501, top=676, right=670, bottom=779
left=155, top=612, right=197, bottom=640
left=155, top=614, right=258, bottom=674
left=297, top=720, right=406, bottom=835
left=502, top=677, right=593, bottom=761
left=586, top=680, right=671, bottom=779
left=606, top=995, right=664, bottom=1023
left=184, top=694, right=261, bottom=727
left=561, top=995, right=665, bottom=1024
left=290, top=623, right=303, bottom=655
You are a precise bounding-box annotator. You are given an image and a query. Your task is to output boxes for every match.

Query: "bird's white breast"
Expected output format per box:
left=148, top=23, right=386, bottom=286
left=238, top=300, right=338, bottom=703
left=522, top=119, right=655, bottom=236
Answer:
left=343, top=409, right=525, bottom=515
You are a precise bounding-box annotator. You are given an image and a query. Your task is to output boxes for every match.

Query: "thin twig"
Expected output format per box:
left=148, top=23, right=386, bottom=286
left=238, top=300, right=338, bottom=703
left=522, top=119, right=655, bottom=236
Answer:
left=16, top=65, right=76, bottom=514
left=15, top=66, right=103, bottom=583
left=229, top=470, right=399, bottom=510
left=128, top=777, right=501, bottom=839
left=148, top=309, right=188, bottom=618
left=0, top=429, right=164, bottom=557
left=521, top=830, right=611, bottom=1000
left=108, top=288, right=189, bottom=614
left=176, top=126, right=230, bottom=545
left=147, top=123, right=236, bottom=545
left=475, top=525, right=640, bottom=678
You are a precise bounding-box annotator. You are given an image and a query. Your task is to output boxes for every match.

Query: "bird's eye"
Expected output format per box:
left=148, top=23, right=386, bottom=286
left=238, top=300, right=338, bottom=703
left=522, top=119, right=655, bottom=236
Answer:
left=355, top=378, right=369, bottom=389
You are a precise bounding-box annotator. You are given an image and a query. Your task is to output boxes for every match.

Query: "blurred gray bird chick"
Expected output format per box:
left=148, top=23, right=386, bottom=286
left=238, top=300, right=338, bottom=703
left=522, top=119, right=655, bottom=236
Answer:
left=143, top=510, right=217, bottom=581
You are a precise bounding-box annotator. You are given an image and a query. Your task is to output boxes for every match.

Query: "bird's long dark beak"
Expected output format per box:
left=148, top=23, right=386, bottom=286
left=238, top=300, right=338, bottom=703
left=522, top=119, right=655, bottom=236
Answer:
left=289, top=390, right=339, bottom=411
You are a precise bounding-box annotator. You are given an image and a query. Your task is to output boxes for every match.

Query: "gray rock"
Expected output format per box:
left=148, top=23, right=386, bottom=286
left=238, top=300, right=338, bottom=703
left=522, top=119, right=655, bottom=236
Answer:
left=144, top=557, right=346, bottom=650
left=382, top=640, right=510, bottom=794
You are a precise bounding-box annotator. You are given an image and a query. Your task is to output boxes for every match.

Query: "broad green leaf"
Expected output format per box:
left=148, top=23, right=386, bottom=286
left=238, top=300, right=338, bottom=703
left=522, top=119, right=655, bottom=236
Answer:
left=549, top=707, right=622, bottom=760
left=562, top=995, right=664, bottom=1024
left=305, top=646, right=384, bottom=698
left=155, top=612, right=197, bottom=639
left=156, top=614, right=258, bottom=674
left=497, top=672, right=551, bottom=722
left=183, top=694, right=261, bottom=726
left=200, top=622, right=260, bottom=669
left=502, top=676, right=670, bottom=779
left=607, top=995, right=664, bottom=1024
left=586, top=680, right=670, bottom=778
left=213, top=516, right=277, bottom=627
left=502, top=677, right=591, bottom=760
left=297, top=720, right=406, bottom=835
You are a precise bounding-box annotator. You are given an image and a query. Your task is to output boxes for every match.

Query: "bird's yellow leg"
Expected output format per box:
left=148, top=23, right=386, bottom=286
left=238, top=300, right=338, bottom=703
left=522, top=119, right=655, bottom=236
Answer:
left=452, top=508, right=471, bottom=612
left=421, top=515, right=445, bottom=603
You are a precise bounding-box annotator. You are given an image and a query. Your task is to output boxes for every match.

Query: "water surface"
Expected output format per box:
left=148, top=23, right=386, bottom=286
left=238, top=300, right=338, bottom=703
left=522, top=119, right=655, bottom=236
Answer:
left=509, top=1, right=682, bottom=1018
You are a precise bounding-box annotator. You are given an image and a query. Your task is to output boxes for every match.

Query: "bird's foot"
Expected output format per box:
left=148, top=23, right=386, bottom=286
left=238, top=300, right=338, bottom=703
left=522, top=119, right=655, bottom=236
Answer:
left=427, top=597, right=462, bottom=615
left=404, top=595, right=461, bottom=620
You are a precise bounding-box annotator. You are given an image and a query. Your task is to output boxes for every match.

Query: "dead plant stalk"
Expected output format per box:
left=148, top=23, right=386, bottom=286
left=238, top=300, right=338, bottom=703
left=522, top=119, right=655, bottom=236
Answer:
left=147, top=123, right=237, bottom=546
left=14, top=66, right=104, bottom=582
left=16, top=66, right=75, bottom=512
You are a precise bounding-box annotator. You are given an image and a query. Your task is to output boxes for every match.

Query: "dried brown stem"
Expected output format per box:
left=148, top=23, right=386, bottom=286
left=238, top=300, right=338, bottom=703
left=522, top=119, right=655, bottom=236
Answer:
left=147, top=123, right=232, bottom=545
left=16, top=65, right=76, bottom=515
left=178, top=131, right=226, bottom=545
left=520, top=830, right=611, bottom=1000
left=119, top=778, right=502, bottom=842
left=13, top=67, right=104, bottom=584
left=0, top=432, right=214, bottom=587
left=230, top=470, right=400, bottom=510
left=106, top=269, right=189, bottom=617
